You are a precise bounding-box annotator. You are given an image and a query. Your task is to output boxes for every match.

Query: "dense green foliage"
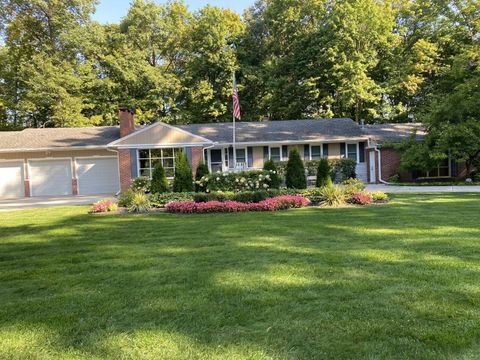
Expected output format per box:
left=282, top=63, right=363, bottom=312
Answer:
left=316, top=158, right=332, bottom=187
left=263, top=159, right=280, bottom=189
left=1, top=0, right=478, bottom=132
left=285, top=148, right=306, bottom=189
left=194, top=163, right=210, bottom=192
left=196, top=170, right=274, bottom=192
left=150, top=163, right=170, bottom=194
left=173, top=150, right=194, bottom=192
left=150, top=192, right=196, bottom=208
left=1, top=194, right=480, bottom=358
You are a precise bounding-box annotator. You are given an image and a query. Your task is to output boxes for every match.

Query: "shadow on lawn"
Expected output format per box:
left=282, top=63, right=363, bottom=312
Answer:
left=0, top=193, right=480, bottom=358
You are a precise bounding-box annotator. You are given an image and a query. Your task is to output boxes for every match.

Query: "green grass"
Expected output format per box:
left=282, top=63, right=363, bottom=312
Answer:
left=1, top=194, right=480, bottom=359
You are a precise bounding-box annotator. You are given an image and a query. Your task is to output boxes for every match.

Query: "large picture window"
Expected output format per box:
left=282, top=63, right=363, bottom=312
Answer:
left=138, top=148, right=177, bottom=178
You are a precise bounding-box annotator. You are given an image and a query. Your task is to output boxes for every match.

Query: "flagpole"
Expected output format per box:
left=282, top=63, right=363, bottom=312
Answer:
left=232, top=71, right=237, bottom=171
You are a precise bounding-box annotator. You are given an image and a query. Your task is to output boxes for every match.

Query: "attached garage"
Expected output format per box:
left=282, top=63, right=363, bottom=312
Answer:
left=76, top=157, right=120, bottom=195
left=29, top=159, right=73, bottom=197
left=0, top=161, right=25, bottom=198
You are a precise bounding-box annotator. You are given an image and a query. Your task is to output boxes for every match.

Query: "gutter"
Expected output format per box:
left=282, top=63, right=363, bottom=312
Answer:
left=372, top=142, right=390, bottom=185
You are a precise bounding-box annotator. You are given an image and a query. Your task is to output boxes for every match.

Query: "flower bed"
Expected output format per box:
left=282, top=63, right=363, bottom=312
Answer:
left=196, top=170, right=274, bottom=192
left=166, top=195, right=310, bottom=214
left=90, top=199, right=118, bottom=213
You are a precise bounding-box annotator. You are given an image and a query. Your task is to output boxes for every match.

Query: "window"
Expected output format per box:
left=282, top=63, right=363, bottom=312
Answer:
left=311, top=146, right=321, bottom=160
left=236, top=148, right=246, bottom=165
left=270, top=147, right=281, bottom=162
left=419, top=159, right=450, bottom=178
left=210, top=149, right=223, bottom=172
left=347, top=144, right=358, bottom=161
left=138, top=148, right=177, bottom=178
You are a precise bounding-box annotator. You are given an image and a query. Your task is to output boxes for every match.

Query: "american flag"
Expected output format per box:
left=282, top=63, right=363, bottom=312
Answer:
left=232, top=75, right=241, bottom=120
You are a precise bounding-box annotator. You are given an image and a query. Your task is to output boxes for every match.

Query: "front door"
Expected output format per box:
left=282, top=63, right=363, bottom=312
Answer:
left=210, top=149, right=223, bottom=173
left=369, top=151, right=376, bottom=183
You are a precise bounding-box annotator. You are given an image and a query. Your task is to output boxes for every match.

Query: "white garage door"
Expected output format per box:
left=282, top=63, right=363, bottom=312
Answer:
left=30, top=159, right=72, bottom=197
left=0, top=161, right=25, bottom=198
left=76, top=157, right=120, bottom=195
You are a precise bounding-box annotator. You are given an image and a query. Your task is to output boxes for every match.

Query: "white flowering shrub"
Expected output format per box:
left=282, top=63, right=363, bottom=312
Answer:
left=196, top=170, right=276, bottom=192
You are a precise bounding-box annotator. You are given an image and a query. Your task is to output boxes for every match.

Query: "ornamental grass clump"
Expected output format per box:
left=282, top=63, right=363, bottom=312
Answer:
left=320, top=185, right=347, bottom=207
left=128, top=192, right=151, bottom=213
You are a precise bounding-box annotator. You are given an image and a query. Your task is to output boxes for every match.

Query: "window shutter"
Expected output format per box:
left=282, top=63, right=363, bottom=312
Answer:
left=359, top=142, right=365, bottom=163
left=204, top=149, right=209, bottom=165
left=282, top=145, right=288, bottom=159
left=131, top=150, right=138, bottom=177
left=304, top=145, right=310, bottom=159
left=340, top=143, right=346, bottom=158
left=323, top=143, right=329, bottom=157
left=263, top=146, right=269, bottom=160
left=247, top=147, right=253, bottom=167
left=186, top=147, right=193, bottom=165
left=228, top=147, right=234, bottom=168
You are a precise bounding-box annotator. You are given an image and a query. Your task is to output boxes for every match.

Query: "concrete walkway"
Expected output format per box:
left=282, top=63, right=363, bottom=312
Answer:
left=366, top=184, right=480, bottom=193
left=0, top=195, right=114, bottom=212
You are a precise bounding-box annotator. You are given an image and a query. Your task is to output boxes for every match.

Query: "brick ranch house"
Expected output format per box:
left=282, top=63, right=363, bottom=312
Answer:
left=0, top=109, right=466, bottom=198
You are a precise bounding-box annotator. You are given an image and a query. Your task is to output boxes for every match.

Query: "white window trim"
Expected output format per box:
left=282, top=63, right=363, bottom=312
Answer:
left=418, top=159, right=452, bottom=179
left=269, top=146, right=283, bottom=162
left=208, top=148, right=226, bottom=173
left=309, top=144, right=323, bottom=160
left=346, top=142, right=360, bottom=163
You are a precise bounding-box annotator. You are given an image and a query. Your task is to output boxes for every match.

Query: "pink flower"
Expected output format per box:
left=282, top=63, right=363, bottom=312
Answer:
left=166, top=195, right=310, bottom=214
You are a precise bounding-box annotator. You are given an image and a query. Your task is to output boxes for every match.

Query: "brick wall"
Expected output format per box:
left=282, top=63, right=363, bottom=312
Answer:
left=380, top=147, right=413, bottom=182
left=119, top=149, right=132, bottom=192
left=191, top=147, right=204, bottom=176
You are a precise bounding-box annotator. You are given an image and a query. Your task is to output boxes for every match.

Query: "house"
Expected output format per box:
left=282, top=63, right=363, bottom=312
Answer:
left=0, top=109, right=463, bottom=198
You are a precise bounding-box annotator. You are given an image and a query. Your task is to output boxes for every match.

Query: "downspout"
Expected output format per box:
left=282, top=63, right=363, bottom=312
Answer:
left=373, top=143, right=389, bottom=184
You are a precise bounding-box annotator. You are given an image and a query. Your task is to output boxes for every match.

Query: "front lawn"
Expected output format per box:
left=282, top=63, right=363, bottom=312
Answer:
left=1, top=194, right=480, bottom=359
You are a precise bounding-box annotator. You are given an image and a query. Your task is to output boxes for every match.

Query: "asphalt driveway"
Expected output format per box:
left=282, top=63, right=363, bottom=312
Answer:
left=0, top=195, right=114, bottom=212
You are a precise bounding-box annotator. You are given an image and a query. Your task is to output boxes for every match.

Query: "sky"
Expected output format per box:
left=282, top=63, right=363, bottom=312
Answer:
left=92, top=0, right=253, bottom=23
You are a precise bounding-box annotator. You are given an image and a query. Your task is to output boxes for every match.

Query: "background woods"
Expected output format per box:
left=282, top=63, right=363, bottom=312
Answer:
left=0, top=0, right=478, bottom=130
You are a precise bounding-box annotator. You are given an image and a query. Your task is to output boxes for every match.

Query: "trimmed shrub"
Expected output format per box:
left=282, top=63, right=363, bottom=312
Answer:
left=128, top=192, right=151, bottom=213
left=195, top=163, right=210, bottom=192
left=173, top=150, right=194, bottom=192
left=90, top=199, right=118, bottom=213
left=371, top=191, right=389, bottom=202
left=320, top=185, right=346, bottom=207
left=194, top=191, right=235, bottom=203
left=131, top=176, right=151, bottom=193
left=342, top=178, right=365, bottom=197
left=150, top=192, right=195, bottom=208
left=349, top=192, right=373, bottom=205
left=151, top=163, right=170, bottom=194
left=263, top=159, right=280, bottom=189
left=196, top=170, right=273, bottom=192
left=388, top=174, right=400, bottom=183
left=285, top=148, right=306, bottom=189
left=330, top=159, right=356, bottom=181
left=316, top=158, right=333, bottom=187
left=118, top=189, right=136, bottom=207
left=166, top=195, right=310, bottom=214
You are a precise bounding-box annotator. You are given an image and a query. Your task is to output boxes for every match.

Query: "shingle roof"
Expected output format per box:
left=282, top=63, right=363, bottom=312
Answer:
left=364, top=123, right=426, bottom=143
left=0, top=126, right=120, bottom=151
left=177, top=118, right=366, bottom=143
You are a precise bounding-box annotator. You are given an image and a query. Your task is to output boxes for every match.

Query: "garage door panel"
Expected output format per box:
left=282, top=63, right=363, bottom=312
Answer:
left=30, top=160, right=72, bottom=197
left=0, top=162, right=24, bottom=198
left=77, top=157, right=119, bottom=195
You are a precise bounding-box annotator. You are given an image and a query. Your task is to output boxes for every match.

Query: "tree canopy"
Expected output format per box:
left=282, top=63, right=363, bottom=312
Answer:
left=0, top=0, right=478, bottom=140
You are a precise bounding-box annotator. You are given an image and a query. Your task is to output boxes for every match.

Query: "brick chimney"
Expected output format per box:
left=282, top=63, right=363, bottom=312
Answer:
left=118, top=108, right=135, bottom=192
left=119, top=108, right=135, bottom=137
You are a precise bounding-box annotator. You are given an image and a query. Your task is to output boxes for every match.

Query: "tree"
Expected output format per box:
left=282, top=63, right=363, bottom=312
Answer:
left=151, top=163, right=170, bottom=193
left=173, top=150, right=193, bottom=192
left=285, top=148, right=306, bottom=189
left=263, top=159, right=280, bottom=189
left=316, top=158, right=333, bottom=187
left=195, top=162, right=210, bottom=192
